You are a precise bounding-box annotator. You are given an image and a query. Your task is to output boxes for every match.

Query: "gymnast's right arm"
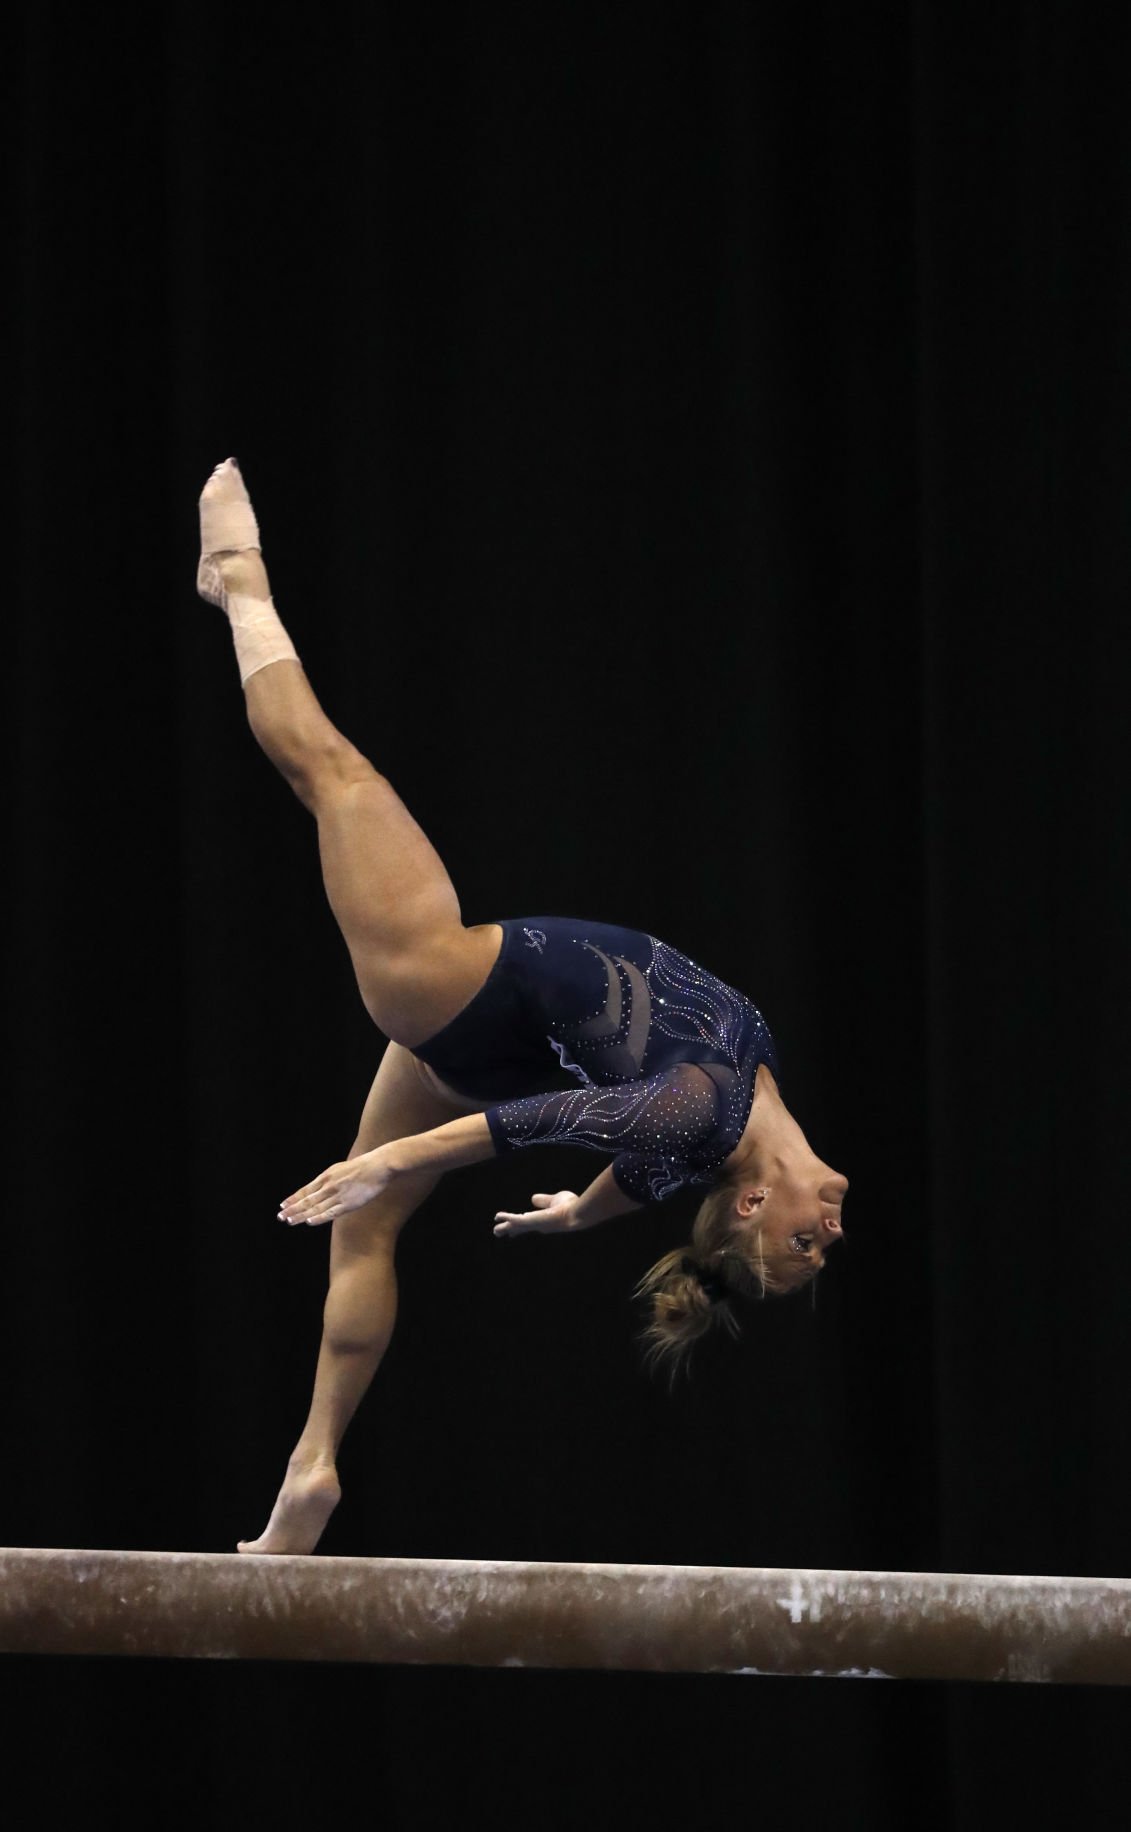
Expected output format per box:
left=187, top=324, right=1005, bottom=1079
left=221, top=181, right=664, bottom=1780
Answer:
left=493, top=1162, right=645, bottom=1238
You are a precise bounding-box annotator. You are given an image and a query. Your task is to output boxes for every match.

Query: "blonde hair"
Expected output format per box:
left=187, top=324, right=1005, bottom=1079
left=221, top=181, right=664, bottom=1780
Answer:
left=634, top=1175, right=817, bottom=1383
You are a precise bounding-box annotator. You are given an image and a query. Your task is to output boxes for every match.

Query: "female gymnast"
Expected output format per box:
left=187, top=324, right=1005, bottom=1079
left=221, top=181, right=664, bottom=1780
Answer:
left=196, top=459, right=848, bottom=1555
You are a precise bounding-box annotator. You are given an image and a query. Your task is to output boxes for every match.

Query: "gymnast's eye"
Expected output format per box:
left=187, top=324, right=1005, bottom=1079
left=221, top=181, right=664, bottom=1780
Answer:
left=789, top=1232, right=814, bottom=1255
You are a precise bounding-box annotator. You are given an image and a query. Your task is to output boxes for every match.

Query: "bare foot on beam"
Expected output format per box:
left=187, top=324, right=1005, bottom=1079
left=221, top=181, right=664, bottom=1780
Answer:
left=237, top=1460, right=342, bottom=1555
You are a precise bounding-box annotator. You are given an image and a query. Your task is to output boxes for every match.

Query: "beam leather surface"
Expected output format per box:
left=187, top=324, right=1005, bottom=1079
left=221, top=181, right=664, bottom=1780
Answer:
left=2, top=1550, right=1130, bottom=1684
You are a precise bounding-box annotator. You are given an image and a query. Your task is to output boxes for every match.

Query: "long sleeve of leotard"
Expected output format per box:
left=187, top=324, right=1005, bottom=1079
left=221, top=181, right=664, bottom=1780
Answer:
left=485, top=1063, right=722, bottom=1203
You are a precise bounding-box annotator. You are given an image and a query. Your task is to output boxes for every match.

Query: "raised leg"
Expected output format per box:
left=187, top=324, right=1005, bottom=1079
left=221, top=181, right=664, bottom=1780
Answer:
left=245, top=658, right=501, bottom=1044
left=238, top=1041, right=483, bottom=1554
left=201, top=468, right=500, bottom=1046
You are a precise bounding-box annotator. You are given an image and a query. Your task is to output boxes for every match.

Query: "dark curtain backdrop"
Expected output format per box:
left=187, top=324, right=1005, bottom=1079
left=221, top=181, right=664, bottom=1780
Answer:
left=10, top=3, right=1131, bottom=1827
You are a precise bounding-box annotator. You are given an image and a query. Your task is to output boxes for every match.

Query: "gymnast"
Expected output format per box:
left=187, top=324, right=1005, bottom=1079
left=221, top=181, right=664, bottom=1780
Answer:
left=196, top=459, right=849, bottom=1555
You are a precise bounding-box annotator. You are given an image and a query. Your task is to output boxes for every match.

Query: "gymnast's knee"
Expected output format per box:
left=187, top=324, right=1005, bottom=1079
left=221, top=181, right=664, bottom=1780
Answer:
left=276, top=731, right=380, bottom=813
left=339, top=1152, right=440, bottom=1239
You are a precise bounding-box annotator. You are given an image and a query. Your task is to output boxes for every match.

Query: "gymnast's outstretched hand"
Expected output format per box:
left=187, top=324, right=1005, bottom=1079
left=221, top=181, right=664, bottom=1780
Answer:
left=278, top=1146, right=396, bottom=1226
left=493, top=1191, right=581, bottom=1237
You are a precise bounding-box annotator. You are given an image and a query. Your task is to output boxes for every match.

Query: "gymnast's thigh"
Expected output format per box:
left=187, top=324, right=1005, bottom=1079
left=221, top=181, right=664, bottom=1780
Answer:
left=330, top=1042, right=489, bottom=1261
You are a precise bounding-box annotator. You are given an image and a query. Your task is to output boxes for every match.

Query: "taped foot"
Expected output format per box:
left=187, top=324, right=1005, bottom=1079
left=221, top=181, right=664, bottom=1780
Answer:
left=197, top=456, right=261, bottom=608
left=196, top=457, right=299, bottom=683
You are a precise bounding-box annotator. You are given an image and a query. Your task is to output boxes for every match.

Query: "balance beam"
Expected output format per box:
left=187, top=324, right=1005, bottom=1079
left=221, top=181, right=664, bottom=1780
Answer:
left=2, top=1550, right=1129, bottom=1684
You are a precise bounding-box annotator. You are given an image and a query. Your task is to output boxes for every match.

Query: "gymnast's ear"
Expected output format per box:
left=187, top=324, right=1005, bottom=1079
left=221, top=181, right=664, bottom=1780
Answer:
left=734, top=1186, right=769, bottom=1219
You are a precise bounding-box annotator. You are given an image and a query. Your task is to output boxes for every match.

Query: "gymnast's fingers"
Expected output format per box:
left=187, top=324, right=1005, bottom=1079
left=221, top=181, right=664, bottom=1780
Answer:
left=279, top=1172, right=334, bottom=1225
left=493, top=1209, right=541, bottom=1237
left=281, top=1173, right=326, bottom=1208
left=493, top=1196, right=566, bottom=1237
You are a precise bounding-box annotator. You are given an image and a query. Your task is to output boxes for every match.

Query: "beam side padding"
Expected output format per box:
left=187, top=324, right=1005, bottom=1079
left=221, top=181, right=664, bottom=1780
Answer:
left=2, top=1550, right=1130, bottom=1684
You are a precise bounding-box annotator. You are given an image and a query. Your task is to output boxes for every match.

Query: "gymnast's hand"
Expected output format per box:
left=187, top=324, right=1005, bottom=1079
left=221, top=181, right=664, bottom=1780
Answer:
left=277, top=1146, right=396, bottom=1226
left=493, top=1191, right=581, bottom=1237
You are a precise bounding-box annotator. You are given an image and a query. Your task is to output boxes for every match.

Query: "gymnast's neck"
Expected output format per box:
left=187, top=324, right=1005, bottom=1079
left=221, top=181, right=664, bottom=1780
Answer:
left=724, top=1060, right=829, bottom=1189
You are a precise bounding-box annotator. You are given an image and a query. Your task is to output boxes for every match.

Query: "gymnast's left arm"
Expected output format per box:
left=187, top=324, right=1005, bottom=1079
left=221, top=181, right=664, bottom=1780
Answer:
left=278, top=1113, right=498, bottom=1226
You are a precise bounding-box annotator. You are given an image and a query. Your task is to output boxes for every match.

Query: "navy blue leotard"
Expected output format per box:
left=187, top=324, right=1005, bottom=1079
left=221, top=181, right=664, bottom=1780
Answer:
left=411, top=917, right=779, bottom=1205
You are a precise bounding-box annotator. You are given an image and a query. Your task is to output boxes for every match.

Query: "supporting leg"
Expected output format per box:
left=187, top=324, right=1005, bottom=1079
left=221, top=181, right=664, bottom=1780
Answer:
left=238, top=1043, right=481, bottom=1555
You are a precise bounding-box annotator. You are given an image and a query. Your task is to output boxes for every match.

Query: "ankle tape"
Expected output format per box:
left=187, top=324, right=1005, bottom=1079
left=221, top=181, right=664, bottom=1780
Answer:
left=227, top=592, right=299, bottom=685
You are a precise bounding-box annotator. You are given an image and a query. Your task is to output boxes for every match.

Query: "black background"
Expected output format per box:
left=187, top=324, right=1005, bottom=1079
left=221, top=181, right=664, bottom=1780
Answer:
left=10, top=4, right=1131, bottom=1826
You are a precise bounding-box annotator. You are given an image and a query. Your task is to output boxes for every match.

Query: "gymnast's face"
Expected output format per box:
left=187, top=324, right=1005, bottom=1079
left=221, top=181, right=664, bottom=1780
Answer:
left=739, top=1173, right=848, bottom=1284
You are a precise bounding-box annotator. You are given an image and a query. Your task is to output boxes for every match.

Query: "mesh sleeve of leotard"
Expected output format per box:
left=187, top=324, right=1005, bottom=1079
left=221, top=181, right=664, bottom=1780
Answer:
left=485, top=1063, right=722, bottom=1201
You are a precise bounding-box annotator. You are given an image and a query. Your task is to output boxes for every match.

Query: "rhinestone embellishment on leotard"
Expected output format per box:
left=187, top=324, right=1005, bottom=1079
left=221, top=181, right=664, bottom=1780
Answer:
left=492, top=923, right=778, bottom=1205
